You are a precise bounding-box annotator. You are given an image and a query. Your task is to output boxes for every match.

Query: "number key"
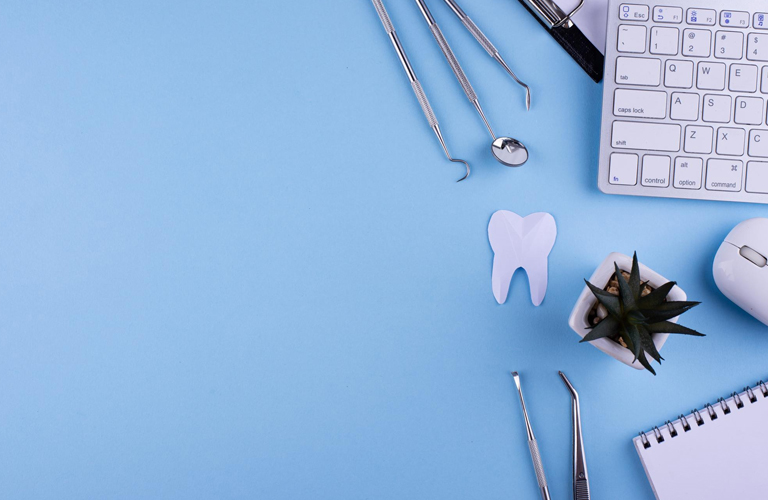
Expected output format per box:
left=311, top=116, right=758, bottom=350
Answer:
left=748, top=34, right=768, bottom=61
left=683, top=29, right=712, bottom=57
left=715, top=31, right=745, bottom=59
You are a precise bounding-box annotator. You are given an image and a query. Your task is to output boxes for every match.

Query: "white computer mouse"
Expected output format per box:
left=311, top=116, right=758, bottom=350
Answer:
left=713, top=218, right=768, bottom=327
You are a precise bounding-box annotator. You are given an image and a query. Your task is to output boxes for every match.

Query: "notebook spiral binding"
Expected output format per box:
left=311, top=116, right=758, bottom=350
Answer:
left=639, top=380, right=768, bottom=450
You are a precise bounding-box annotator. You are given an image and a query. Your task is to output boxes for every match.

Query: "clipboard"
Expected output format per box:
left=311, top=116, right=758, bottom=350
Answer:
left=518, top=0, right=605, bottom=82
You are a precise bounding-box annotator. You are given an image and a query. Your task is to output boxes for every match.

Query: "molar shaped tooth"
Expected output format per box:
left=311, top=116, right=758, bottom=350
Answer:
left=488, top=211, right=557, bottom=306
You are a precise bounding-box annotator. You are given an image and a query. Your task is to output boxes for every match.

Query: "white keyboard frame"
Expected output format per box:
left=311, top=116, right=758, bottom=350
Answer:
left=598, top=0, right=768, bottom=204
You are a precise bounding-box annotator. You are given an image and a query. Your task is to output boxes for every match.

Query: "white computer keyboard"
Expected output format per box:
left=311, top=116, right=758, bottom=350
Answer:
left=598, top=0, right=768, bottom=204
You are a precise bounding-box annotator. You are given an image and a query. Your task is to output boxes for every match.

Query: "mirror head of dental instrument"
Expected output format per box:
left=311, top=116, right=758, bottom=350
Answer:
left=492, top=138, right=529, bottom=167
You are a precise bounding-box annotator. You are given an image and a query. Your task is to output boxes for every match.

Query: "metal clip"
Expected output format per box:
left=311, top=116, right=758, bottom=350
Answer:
left=520, top=0, right=585, bottom=29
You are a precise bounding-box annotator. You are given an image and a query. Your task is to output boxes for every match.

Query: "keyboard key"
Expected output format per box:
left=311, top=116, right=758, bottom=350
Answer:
left=654, top=6, right=683, bottom=24
left=665, top=60, right=694, bottom=88
left=746, top=162, right=768, bottom=193
left=615, top=57, right=661, bottom=86
left=747, top=34, right=768, bottom=61
left=697, top=62, right=726, bottom=90
left=642, top=155, right=671, bottom=187
left=670, top=92, right=700, bottom=120
left=650, top=27, right=679, bottom=55
left=716, top=127, right=746, bottom=155
left=619, top=4, right=649, bottom=21
left=720, top=11, right=750, bottom=28
left=612, top=121, right=681, bottom=151
left=687, top=9, right=716, bottom=26
left=685, top=125, right=714, bottom=153
left=748, top=130, right=768, bottom=157
left=618, top=25, right=648, bottom=53
left=715, top=31, right=744, bottom=59
left=614, top=89, right=667, bottom=118
left=683, top=29, right=712, bottom=57
left=706, top=159, right=743, bottom=191
left=609, top=153, right=639, bottom=185
left=755, top=13, right=768, bottom=30
left=703, top=94, right=732, bottom=122
left=735, top=96, right=764, bottom=125
left=674, top=157, right=703, bottom=189
left=730, top=64, right=759, bottom=92
left=762, top=67, right=768, bottom=93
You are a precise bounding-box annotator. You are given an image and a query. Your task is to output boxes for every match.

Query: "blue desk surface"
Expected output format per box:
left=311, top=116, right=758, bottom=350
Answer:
left=2, top=2, right=767, bottom=498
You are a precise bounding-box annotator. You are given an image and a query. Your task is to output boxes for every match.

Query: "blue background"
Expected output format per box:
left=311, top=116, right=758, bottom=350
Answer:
left=1, top=1, right=767, bottom=498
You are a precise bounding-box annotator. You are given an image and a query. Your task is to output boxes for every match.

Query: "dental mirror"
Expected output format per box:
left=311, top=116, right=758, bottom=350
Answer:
left=492, top=137, right=529, bottom=167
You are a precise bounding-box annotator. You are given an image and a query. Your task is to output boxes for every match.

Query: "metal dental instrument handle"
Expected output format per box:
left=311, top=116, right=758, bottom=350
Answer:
left=560, top=371, right=591, bottom=500
left=413, top=0, right=529, bottom=168
left=441, top=0, right=531, bottom=110
left=511, top=372, right=552, bottom=500
left=371, top=0, right=470, bottom=182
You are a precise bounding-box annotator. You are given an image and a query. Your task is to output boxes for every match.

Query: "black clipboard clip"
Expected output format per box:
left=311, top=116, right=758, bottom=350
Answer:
left=518, top=0, right=604, bottom=82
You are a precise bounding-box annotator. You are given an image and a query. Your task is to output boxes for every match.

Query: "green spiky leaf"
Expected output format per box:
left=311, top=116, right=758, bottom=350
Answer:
left=614, top=263, right=636, bottom=312
left=645, top=321, right=705, bottom=337
left=581, top=316, right=620, bottom=343
left=585, top=279, right=621, bottom=317
left=629, top=252, right=642, bottom=297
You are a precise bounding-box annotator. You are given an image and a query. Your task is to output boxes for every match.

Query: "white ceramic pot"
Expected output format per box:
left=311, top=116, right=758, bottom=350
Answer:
left=568, top=252, right=687, bottom=371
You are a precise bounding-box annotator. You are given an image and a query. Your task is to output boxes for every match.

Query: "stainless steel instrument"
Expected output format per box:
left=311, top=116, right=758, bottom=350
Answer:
left=560, top=371, right=591, bottom=500
left=414, top=0, right=528, bottom=168
left=371, top=0, right=470, bottom=182
left=441, top=0, right=532, bottom=110
left=511, top=372, right=552, bottom=500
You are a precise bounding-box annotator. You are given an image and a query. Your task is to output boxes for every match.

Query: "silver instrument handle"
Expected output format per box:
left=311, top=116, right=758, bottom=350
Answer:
left=371, top=0, right=395, bottom=34
left=443, top=0, right=497, bottom=56
left=427, top=22, right=477, bottom=103
left=528, top=439, right=552, bottom=500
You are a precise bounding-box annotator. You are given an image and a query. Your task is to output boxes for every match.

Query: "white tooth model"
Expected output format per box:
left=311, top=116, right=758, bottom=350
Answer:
left=488, top=211, right=557, bottom=306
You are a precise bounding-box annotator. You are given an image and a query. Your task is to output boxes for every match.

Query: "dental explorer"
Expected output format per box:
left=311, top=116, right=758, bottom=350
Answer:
left=371, top=0, right=470, bottom=182
left=511, top=372, right=551, bottom=500
left=413, top=0, right=529, bottom=167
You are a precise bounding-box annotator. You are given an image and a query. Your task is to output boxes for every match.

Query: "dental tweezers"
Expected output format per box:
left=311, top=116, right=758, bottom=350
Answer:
left=560, top=371, right=591, bottom=500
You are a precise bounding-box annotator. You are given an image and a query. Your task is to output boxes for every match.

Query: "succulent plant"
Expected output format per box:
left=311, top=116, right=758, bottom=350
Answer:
left=581, top=253, right=704, bottom=375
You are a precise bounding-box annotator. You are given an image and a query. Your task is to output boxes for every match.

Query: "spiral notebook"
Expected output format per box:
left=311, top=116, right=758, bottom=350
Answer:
left=634, top=380, right=768, bottom=500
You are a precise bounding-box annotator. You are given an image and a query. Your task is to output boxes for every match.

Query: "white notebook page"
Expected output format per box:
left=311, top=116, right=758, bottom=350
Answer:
left=633, top=389, right=768, bottom=500
left=557, top=0, right=610, bottom=54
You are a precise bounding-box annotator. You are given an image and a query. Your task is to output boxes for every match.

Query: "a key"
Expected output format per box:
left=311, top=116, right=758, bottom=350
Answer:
left=685, top=125, right=714, bottom=154
left=748, top=34, right=768, bottom=61
left=715, top=31, right=745, bottom=59
left=615, top=57, right=661, bottom=86
left=618, top=25, right=648, bottom=53
left=619, top=4, right=649, bottom=21
left=670, top=92, right=700, bottom=120
left=720, top=11, right=750, bottom=28
left=614, top=89, right=667, bottom=118
left=609, top=153, right=639, bottom=185
left=703, top=94, right=732, bottom=123
left=674, top=157, right=704, bottom=189
left=650, top=27, right=679, bottom=55
left=755, top=13, right=768, bottom=30
left=748, top=130, right=768, bottom=157
left=716, top=127, right=746, bottom=156
left=665, top=60, right=694, bottom=88
left=687, top=9, right=716, bottom=26
left=697, top=62, right=726, bottom=90
left=746, top=162, right=768, bottom=193
left=612, top=121, right=681, bottom=151
left=642, top=155, right=671, bottom=187
left=735, top=96, right=764, bottom=125
left=706, top=159, right=743, bottom=191
left=762, top=67, right=768, bottom=93
left=653, top=6, right=683, bottom=24
left=683, top=29, right=712, bottom=57
left=730, top=64, right=758, bottom=92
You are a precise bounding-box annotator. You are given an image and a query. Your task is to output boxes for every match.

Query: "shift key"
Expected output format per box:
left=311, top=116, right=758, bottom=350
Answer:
left=612, top=121, right=681, bottom=151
